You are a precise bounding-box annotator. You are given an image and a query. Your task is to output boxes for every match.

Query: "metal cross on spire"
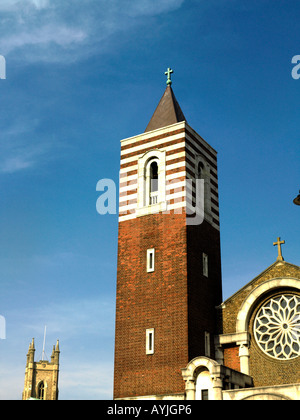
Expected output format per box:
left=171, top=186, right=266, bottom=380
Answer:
left=273, top=237, right=285, bottom=261
left=165, top=67, right=174, bottom=86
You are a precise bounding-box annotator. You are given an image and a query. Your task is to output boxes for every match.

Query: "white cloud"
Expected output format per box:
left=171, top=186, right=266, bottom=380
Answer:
left=3, top=25, right=87, bottom=54
left=0, top=139, right=53, bottom=174
left=0, top=0, right=185, bottom=63
left=124, top=0, right=185, bottom=17
left=0, top=155, right=34, bottom=173
left=0, top=0, right=50, bottom=12
left=28, top=0, right=50, bottom=9
left=0, top=117, right=68, bottom=173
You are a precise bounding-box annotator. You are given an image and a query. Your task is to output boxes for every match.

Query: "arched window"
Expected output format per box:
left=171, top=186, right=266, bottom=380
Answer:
left=149, top=159, right=159, bottom=205
left=137, top=150, right=167, bottom=216
left=198, top=162, right=204, bottom=179
left=194, top=156, right=211, bottom=220
left=37, top=381, right=45, bottom=400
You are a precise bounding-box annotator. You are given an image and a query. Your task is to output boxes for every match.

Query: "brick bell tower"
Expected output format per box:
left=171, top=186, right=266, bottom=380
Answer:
left=114, top=69, right=222, bottom=400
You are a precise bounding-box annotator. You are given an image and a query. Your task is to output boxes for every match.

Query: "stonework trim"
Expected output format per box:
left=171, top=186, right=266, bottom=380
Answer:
left=181, top=357, right=221, bottom=400
left=181, top=356, right=253, bottom=400
left=182, top=356, right=219, bottom=381
left=115, top=393, right=185, bottom=401
left=120, top=122, right=186, bottom=147
left=215, top=332, right=250, bottom=346
left=223, top=382, right=300, bottom=401
left=236, top=277, right=300, bottom=333
left=136, top=149, right=167, bottom=216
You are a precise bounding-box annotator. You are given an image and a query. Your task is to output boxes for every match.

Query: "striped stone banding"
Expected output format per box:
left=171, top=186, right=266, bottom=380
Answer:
left=118, top=122, right=219, bottom=230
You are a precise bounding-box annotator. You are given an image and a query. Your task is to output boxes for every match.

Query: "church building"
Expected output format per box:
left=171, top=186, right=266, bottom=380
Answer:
left=113, top=69, right=300, bottom=400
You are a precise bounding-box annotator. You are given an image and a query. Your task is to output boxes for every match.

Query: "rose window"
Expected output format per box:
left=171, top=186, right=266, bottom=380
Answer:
left=254, top=294, right=300, bottom=360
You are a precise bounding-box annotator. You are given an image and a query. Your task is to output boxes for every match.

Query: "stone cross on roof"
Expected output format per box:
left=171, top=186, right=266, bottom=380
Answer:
left=273, top=237, right=285, bottom=261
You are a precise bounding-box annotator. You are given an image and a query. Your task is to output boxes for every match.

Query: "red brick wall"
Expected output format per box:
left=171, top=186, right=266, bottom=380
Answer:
left=187, top=221, right=223, bottom=360
left=114, top=212, right=189, bottom=399
left=223, top=346, right=240, bottom=371
left=114, top=211, right=223, bottom=398
left=114, top=122, right=223, bottom=399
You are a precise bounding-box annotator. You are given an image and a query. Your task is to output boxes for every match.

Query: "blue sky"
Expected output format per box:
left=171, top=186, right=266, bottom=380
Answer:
left=0, top=0, right=299, bottom=400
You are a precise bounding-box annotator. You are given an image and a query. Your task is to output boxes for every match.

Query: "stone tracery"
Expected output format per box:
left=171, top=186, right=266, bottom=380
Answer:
left=254, top=294, right=300, bottom=360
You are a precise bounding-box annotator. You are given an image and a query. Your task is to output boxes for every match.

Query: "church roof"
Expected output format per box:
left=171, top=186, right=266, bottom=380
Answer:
left=221, top=260, right=300, bottom=307
left=145, top=85, right=186, bottom=132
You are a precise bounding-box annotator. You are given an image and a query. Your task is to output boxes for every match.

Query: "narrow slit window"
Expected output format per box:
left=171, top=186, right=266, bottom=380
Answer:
left=204, top=331, right=210, bottom=357
left=148, top=332, right=153, bottom=351
left=203, top=253, right=208, bottom=277
left=147, top=248, right=155, bottom=272
left=146, top=328, right=154, bottom=355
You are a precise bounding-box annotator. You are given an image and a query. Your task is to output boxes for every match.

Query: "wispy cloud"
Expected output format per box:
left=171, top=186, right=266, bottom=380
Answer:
left=1, top=155, right=35, bottom=173
left=0, top=0, right=50, bottom=12
left=0, top=0, right=185, bottom=63
left=0, top=117, right=69, bottom=174
left=0, top=135, right=53, bottom=174
left=3, top=25, right=87, bottom=53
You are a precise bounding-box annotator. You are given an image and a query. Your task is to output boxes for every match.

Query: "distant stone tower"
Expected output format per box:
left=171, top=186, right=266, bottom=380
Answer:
left=22, top=338, right=60, bottom=400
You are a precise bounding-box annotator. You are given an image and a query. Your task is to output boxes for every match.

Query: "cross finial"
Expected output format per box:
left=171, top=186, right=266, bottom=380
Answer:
left=273, top=237, right=285, bottom=261
left=165, top=67, right=174, bottom=86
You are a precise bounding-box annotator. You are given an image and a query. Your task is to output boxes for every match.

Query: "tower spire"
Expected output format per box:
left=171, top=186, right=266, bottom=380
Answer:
left=145, top=68, right=186, bottom=133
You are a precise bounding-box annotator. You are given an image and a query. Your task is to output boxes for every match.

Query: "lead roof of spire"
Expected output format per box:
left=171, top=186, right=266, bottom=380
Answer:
left=145, top=68, right=186, bottom=133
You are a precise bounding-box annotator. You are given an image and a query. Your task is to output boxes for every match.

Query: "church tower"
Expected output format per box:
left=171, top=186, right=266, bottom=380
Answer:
left=22, top=338, right=60, bottom=400
left=113, top=69, right=222, bottom=399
